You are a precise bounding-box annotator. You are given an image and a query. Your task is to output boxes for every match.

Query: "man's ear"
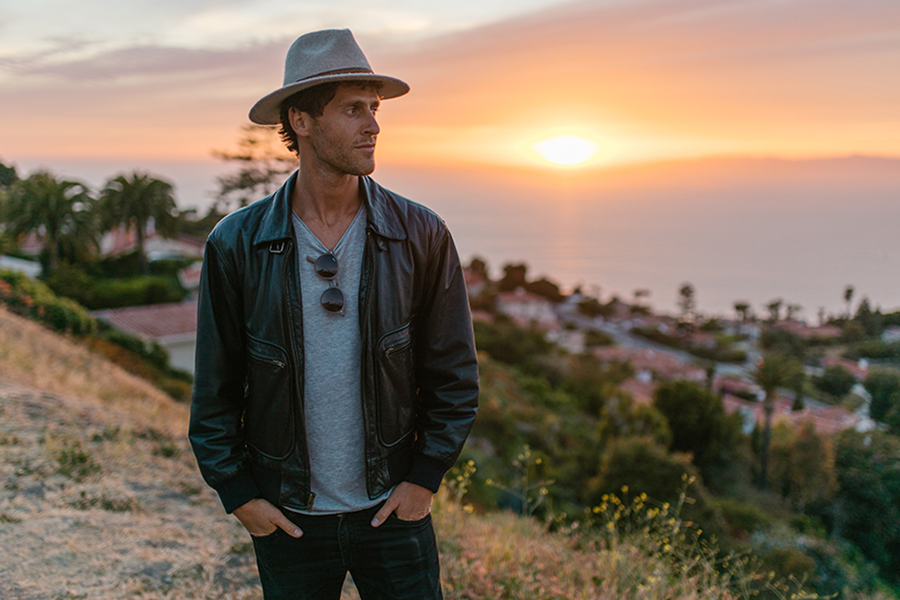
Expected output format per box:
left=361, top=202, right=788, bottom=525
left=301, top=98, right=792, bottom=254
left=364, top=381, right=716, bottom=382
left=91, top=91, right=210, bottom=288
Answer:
left=289, top=106, right=312, bottom=138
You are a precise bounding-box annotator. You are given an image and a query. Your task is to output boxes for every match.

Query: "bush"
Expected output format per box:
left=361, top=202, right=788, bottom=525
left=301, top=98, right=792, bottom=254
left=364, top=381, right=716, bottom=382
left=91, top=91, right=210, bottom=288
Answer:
left=586, top=436, right=704, bottom=511
left=865, top=368, right=900, bottom=424
left=813, top=365, right=857, bottom=397
left=711, top=497, right=771, bottom=538
left=845, top=339, right=900, bottom=361
left=0, top=270, right=96, bottom=336
left=584, top=329, right=614, bottom=347
left=474, top=317, right=553, bottom=369
left=82, top=276, right=184, bottom=309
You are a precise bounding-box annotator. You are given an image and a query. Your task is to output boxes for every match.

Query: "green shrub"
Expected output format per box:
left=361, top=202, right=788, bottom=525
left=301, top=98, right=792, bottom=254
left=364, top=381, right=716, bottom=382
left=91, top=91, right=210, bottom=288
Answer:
left=711, top=496, right=772, bottom=536
left=84, top=275, right=184, bottom=309
left=845, top=339, right=900, bottom=361
left=0, top=269, right=96, bottom=335
left=813, top=365, right=857, bottom=397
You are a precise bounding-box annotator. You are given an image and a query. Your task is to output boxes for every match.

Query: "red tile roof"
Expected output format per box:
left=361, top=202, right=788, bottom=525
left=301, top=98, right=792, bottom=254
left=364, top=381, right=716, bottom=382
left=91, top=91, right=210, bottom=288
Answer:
left=723, top=393, right=860, bottom=435
left=93, top=301, right=198, bottom=341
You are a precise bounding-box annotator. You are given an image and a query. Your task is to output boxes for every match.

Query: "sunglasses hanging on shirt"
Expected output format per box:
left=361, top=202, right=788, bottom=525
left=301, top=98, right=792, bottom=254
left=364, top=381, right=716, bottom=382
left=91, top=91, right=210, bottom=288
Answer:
left=308, top=253, right=345, bottom=315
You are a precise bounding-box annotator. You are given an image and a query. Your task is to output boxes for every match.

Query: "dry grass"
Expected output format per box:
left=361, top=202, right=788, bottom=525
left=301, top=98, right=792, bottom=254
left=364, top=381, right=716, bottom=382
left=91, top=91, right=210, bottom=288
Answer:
left=0, top=307, right=810, bottom=599
left=0, top=308, right=366, bottom=599
left=435, top=497, right=747, bottom=600
left=0, top=306, right=185, bottom=438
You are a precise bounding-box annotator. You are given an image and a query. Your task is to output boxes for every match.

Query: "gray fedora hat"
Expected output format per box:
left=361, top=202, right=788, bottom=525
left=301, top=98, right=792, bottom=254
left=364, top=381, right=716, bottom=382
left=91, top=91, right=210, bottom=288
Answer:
left=249, top=29, right=409, bottom=125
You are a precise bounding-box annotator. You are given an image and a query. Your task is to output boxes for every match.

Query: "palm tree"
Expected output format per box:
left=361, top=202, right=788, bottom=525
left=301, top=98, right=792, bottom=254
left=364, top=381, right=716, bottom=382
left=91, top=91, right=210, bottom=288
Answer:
left=100, top=172, right=179, bottom=275
left=2, top=171, right=96, bottom=274
left=752, top=353, right=798, bottom=489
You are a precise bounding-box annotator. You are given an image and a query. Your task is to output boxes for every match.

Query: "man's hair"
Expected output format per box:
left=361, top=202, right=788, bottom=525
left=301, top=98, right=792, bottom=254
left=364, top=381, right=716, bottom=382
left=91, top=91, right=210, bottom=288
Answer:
left=278, top=81, right=384, bottom=154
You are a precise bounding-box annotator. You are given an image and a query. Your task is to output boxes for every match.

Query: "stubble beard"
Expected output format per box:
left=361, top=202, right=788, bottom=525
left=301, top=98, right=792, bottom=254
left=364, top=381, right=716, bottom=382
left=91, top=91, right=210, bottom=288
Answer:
left=310, top=123, right=376, bottom=177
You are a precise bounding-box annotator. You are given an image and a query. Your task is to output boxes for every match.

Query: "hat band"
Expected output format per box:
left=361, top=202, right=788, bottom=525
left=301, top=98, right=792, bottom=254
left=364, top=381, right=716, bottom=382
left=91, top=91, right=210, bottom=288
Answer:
left=292, top=67, right=374, bottom=84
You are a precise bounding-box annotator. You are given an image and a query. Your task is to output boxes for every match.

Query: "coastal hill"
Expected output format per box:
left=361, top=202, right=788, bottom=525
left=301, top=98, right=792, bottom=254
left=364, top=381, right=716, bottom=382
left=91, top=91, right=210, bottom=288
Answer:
left=0, top=306, right=748, bottom=599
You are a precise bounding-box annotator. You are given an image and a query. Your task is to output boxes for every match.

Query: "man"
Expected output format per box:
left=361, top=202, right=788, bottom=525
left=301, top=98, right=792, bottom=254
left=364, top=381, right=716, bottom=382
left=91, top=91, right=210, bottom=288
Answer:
left=189, top=29, right=479, bottom=599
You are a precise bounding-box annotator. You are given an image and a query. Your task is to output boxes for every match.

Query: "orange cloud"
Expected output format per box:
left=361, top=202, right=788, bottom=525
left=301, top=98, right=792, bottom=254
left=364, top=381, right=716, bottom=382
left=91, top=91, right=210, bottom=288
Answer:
left=2, top=0, right=899, bottom=168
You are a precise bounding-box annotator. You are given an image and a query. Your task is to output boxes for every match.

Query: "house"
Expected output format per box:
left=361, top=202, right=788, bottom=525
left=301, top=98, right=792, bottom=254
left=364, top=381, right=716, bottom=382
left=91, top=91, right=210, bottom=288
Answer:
left=495, top=287, right=558, bottom=329
left=882, top=326, right=900, bottom=344
left=722, top=393, right=868, bottom=435
left=593, top=346, right=706, bottom=405
left=776, top=320, right=842, bottom=341
left=93, top=301, right=198, bottom=374
left=462, top=266, right=488, bottom=298
left=594, top=346, right=706, bottom=384
left=178, top=261, right=204, bottom=299
left=0, top=255, right=41, bottom=279
left=100, top=227, right=204, bottom=261
left=821, top=355, right=868, bottom=380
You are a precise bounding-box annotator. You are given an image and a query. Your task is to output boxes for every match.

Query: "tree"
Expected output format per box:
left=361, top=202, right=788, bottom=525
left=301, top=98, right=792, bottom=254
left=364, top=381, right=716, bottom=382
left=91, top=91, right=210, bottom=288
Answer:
left=213, top=124, right=297, bottom=211
left=586, top=436, right=704, bottom=510
left=768, top=420, right=834, bottom=510
left=766, top=298, right=783, bottom=323
left=100, top=172, right=179, bottom=275
left=633, top=288, right=650, bottom=310
left=652, top=380, right=744, bottom=491
left=467, top=256, right=489, bottom=280
left=734, top=301, right=751, bottom=323
left=526, top=278, right=563, bottom=302
left=0, top=159, right=18, bottom=190
left=753, top=353, right=799, bottom=489
left=677, top=283, right=695, bottom=322
left=864, top=368, right=900, bottom=430
left=2, top=171, right=96, bottom=274
left=498, top=263, right=528, bottom=292
left=854, top=296, right=883, bottom=337
left=844, top=285, right=854, bottom=319
left=785, top=303, right=802, bottom=321
left=833, top=430, right=900, bottom=584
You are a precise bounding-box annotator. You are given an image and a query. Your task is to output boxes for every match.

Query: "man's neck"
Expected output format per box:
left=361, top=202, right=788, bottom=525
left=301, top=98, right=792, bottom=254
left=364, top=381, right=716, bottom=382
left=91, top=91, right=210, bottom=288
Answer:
left=291, top=166, right=362, bottom=227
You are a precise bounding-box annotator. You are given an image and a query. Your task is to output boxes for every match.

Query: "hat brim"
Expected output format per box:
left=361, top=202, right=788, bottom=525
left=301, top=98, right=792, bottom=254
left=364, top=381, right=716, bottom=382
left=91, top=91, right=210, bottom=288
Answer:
left=249, top=73, right=409, bottom=125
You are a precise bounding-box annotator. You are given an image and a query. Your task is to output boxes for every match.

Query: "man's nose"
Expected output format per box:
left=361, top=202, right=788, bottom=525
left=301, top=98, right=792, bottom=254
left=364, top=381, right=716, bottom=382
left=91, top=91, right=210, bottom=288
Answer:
left=363, top=110, right=380, bottom=136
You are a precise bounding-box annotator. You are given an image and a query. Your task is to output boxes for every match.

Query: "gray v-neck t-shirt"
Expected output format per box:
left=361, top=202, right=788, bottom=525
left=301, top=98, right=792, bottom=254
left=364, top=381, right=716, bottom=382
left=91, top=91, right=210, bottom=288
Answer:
left=290, top=205, right=390, bottom=514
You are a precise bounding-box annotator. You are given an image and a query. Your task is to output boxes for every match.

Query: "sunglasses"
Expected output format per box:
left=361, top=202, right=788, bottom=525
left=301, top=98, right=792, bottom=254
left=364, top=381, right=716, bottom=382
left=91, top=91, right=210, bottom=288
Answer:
left=307, top=253, right=344, bottom=315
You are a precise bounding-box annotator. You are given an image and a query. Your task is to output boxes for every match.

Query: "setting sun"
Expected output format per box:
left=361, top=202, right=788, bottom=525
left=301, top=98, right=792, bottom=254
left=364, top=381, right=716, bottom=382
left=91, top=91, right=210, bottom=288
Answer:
left=532, top=135, right=599, bottom=166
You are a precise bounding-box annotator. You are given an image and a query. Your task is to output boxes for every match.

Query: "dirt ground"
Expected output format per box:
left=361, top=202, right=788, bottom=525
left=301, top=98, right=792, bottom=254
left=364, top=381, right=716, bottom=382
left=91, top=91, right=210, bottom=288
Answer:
left=0, top=378, right=362, bottom=599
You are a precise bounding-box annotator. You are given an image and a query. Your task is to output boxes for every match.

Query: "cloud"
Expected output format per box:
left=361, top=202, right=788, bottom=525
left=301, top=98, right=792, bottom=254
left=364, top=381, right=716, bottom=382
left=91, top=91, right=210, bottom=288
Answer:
left=371, top=0, right=900, bottom=165
left=1, top=0, right=898, bottom=165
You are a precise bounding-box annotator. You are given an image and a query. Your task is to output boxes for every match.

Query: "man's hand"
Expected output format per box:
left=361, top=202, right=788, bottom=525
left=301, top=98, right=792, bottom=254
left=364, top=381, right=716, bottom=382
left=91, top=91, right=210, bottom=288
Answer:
left=370, top=481, right=433, bottom=527
left=233, top=498, right=303, bottom=538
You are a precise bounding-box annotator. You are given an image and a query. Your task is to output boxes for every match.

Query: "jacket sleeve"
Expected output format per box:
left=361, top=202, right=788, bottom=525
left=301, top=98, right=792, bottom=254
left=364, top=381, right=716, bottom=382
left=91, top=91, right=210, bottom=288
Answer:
left=189, top=237, right=260, bottom=513
left=404, top=224, right=479, bottom=493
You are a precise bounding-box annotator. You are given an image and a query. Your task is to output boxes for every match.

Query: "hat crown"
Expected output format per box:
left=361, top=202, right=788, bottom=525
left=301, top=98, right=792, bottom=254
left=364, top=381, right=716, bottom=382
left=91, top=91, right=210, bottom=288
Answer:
left=283, top=29, right=373, bottom=87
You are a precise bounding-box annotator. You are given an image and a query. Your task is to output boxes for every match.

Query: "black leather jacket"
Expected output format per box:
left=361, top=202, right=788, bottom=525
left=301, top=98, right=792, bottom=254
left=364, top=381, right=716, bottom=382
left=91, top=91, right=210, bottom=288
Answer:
left=189, top=173, right=478, bottom=513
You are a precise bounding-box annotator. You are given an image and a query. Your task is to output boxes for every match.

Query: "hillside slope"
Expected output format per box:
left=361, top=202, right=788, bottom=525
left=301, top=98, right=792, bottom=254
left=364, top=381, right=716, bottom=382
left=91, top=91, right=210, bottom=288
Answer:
left=0, top=307, right=751, bottom=599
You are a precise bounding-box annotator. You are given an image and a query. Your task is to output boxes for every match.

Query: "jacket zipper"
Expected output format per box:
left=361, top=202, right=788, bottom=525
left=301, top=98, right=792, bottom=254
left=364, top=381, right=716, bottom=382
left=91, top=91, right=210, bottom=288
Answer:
left=282, top=238, right=315, bottom=509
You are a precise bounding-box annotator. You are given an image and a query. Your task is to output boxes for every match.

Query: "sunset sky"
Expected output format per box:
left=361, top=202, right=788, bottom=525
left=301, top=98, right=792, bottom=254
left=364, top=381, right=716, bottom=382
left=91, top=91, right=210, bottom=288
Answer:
left=3, top=0, right=899, bottom=174
left=3, top=0, right=900, bottom=314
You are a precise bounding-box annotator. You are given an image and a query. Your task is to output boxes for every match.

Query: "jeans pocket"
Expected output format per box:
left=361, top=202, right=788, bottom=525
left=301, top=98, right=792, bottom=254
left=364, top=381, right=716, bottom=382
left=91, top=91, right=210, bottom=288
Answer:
left=251, top=527, right=281, bottom=540
left=387, top=511, right=432, bottom=527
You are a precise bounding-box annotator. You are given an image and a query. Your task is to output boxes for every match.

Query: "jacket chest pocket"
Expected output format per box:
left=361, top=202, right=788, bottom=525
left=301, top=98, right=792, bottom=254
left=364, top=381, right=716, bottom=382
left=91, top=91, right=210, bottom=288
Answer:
left=376, top=323, right=416, bottom=447
left=244, top=335, right=293, bottom=459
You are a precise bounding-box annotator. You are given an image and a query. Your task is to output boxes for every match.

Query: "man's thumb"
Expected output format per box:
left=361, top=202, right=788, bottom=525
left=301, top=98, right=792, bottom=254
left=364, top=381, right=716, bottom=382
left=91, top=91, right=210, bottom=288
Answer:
left=371, top=501, right=396, bottom=528
left=276, top=513, right=303, bottom=538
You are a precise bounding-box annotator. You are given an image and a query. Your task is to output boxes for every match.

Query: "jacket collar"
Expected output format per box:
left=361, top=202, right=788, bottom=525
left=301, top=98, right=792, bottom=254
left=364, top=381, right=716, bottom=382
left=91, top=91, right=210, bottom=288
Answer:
left=252, top=171, right=407, bottom=247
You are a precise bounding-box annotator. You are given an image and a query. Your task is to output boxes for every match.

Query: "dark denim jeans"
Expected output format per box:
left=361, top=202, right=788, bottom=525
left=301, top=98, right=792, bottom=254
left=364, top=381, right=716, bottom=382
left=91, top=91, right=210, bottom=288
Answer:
left=251, top=501, right=443, bottom=600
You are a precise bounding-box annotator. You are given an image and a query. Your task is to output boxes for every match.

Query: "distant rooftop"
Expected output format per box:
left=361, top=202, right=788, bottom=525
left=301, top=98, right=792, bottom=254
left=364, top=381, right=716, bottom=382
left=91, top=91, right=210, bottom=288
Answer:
left=93, top=301, right=198, bottom=343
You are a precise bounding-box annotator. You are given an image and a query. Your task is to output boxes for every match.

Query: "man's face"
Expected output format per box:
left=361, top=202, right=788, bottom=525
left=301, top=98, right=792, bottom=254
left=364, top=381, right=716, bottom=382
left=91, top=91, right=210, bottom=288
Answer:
left=305, top=84, right=381, bottom=177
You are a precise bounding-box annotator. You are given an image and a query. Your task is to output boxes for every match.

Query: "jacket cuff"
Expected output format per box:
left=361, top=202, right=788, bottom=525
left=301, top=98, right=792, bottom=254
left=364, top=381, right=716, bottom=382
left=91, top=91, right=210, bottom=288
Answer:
left=214, top=469, right=261, bottom=514
left=404, top=453, right=449, bottom=493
